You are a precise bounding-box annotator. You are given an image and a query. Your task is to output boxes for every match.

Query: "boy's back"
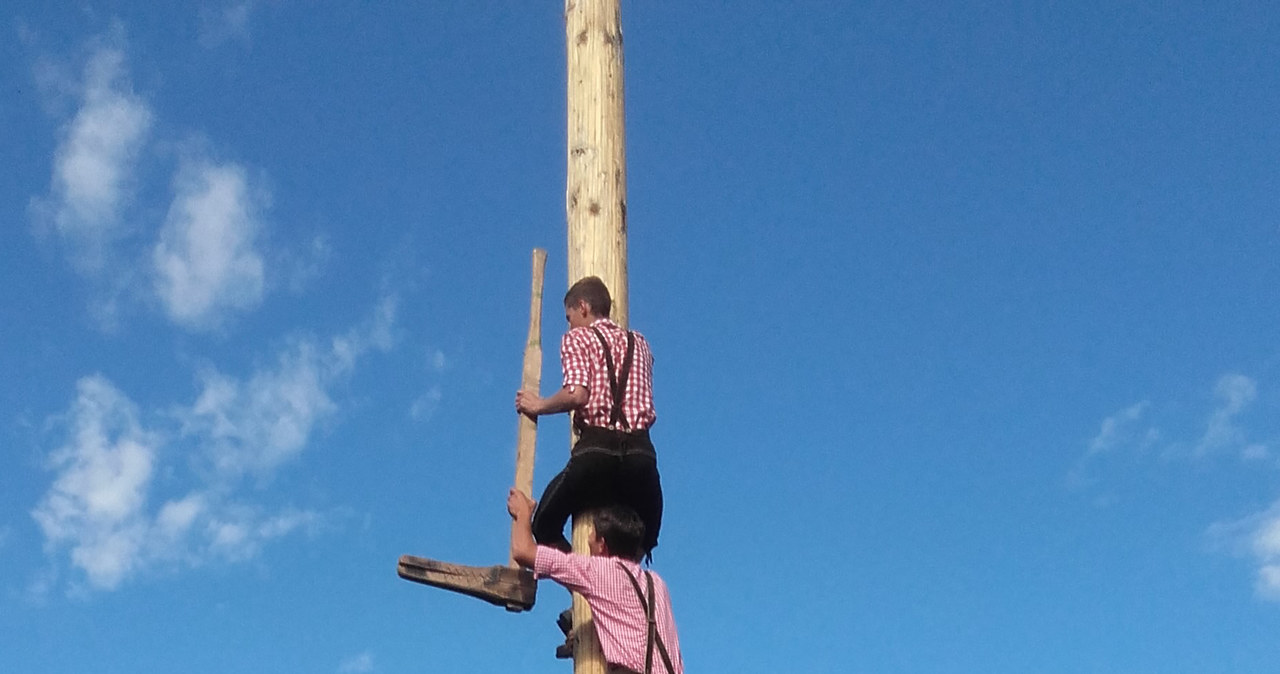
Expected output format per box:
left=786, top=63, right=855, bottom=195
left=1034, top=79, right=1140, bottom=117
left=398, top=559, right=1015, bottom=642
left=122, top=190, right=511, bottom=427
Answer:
left=509, top=489, right=683, bottom=674
left=534, top=546, right=682, bottom=674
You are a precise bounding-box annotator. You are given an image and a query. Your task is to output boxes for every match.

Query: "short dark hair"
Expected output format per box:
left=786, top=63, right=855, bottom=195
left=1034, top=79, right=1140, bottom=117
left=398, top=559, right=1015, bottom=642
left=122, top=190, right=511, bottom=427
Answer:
left=564, top=276, right=612, bottom=318
left=587, top=504, right=646, bottom=561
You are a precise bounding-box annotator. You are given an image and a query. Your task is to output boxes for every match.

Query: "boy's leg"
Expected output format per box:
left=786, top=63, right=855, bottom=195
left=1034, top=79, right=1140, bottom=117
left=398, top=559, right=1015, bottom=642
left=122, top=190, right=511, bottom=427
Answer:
left=616, top=452, right=664, bottom=554
left=532, top=468, right=575, bottom=552
left=532, top=451, right=615, bottom=551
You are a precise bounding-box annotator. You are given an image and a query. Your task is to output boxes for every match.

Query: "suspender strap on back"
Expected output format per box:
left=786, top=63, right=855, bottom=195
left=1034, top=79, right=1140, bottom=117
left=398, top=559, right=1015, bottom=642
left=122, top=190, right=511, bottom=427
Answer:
left=590, top=326, right=636, bottom=431
left=617, top=562, right=677, bottom=674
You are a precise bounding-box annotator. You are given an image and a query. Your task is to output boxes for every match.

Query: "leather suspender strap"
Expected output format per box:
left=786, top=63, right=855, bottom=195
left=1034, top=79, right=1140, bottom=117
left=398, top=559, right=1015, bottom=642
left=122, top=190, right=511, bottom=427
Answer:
left=590, top=326, right=635, bottom=431
left=617, top=562, right=676, bottom=674
left=617, top=331, right=635, bottom=426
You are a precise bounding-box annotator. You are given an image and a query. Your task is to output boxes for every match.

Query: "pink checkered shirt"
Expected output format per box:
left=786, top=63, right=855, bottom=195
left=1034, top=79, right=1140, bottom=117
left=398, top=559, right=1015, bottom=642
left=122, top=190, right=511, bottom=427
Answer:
left=534, top=546, right=683, bottom=674
left=561, top=318, right=656, bottom=431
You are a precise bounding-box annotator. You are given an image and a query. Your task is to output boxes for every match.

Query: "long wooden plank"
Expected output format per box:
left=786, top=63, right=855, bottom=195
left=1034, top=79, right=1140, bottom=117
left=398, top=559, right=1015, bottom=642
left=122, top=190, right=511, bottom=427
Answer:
left=397, top=250, right=548, bottom=613
left=397, top=555, right=536, bottom=611
left=511, top=248, right=547, bottom=566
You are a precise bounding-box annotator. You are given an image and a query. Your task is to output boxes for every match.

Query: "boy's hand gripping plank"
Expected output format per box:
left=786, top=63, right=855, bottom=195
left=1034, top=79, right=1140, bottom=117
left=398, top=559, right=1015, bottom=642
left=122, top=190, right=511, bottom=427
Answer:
left=396, top=249, right=547, bottom=612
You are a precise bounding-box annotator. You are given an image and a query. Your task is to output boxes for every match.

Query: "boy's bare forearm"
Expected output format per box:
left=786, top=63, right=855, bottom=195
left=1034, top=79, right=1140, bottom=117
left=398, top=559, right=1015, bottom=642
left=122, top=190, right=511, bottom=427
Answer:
left=507, top=488, right=538, bottom=568
left=510, top=517, right=537, bottom=568
left=515, top=385, right=588, bottom=417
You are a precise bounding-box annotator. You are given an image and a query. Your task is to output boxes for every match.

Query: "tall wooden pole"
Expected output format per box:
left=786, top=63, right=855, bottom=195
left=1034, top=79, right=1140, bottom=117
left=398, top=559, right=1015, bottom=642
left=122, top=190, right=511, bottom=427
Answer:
left=566, top=0, right=628, bottom=672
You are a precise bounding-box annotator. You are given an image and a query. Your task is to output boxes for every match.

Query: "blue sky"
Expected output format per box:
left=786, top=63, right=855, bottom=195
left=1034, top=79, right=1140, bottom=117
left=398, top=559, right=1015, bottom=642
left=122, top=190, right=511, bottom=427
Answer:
left=4, top=1, right=1280, bottom=672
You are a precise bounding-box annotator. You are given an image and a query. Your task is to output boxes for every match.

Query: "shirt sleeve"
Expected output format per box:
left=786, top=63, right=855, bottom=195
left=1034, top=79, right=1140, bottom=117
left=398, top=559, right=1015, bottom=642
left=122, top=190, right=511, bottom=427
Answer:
left=533, top=545, right=596, bottom=594
left=560, top=329, right=592, bottom=391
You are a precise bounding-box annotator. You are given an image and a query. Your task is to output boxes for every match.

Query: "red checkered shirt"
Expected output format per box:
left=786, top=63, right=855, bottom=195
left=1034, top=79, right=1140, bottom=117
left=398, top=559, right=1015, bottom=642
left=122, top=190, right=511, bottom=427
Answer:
left=561, top=318, right=656, bottom=431
left=534, top=546, right=684, bottom=674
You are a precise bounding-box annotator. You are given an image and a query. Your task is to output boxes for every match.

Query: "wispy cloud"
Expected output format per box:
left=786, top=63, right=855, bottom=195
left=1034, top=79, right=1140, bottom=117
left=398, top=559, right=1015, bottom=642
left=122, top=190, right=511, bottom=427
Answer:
left=330, top=295, right=399, bottom=375
left=1078, top=373, right=1269, bottom=470
left=27, top=31, right=302, bottom=331
left=283, top=235, right=333, bottom=293
left=1209, top=502, right=1280, bottom=602
left=31, top=376, right=158, bottom=590
left=183, top=297, right=397, bottom=477
left=1068, top=400, right=1158, bottom=489
left=430, top=348, right=447, bottom=372
left=153, top=158, right=267, bottom=331
left=31, top=301, right=396, bottom=592
left=31, top=38, right=151, bottom=273
left=1081, top=371, right=1280, bottom=600
left=1086, top=401, right=1155, bottom=457
left=198, top=1, right=256, bottom=48
left=185, top=340, right=336, bottom=477
left=410, top=387, right=442, bottom=422
left=338, top=652, right=375, bottom=674
left=409, top=348, right=447, bottom=421
left=1195, top=374, right=1263, bottom=458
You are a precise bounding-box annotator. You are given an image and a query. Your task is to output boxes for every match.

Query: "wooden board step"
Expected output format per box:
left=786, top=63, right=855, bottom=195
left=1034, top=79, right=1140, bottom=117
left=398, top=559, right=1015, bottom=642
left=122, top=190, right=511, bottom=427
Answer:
left=397, top=555, right=537, bottom=612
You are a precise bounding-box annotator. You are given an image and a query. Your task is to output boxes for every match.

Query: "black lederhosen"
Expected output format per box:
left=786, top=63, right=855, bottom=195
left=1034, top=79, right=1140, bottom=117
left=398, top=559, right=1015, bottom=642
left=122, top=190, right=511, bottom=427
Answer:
left=532, top=327, right=664, bottom=554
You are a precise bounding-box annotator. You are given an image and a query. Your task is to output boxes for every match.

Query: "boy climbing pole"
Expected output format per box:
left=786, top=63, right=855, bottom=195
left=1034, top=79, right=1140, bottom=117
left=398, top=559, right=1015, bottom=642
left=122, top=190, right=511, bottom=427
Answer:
left=514, top=276, right=664, bottom=556
left=508, top=488, right=684, bottom=674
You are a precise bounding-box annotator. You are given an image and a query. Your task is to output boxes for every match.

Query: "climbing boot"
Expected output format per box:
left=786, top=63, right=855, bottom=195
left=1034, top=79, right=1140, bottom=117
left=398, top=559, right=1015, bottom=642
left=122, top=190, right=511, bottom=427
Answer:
left=557, top=608, right=573, bottom=636
left=555, top=633, right=577, bottom=659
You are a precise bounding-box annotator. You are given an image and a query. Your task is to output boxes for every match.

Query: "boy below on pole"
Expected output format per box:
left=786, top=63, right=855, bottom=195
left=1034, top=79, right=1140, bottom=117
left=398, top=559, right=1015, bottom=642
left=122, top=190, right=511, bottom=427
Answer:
left=508, top=488, right=683, bottom=674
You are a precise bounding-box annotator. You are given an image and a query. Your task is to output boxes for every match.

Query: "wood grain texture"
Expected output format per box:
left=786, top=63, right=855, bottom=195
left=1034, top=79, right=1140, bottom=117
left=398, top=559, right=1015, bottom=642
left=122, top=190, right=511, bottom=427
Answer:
left=397, top=555, right=537, bottom=612
left=566, top=0, right=628, bottom=671
left=511, top=248, right=547, bottom=567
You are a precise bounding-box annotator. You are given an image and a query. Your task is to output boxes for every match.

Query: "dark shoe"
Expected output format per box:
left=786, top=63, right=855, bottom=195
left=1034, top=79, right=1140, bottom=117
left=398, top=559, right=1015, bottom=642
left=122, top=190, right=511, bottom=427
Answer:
left=557, top=608, right=573, bottom=636
left=555, top=633, right=577, bottom=659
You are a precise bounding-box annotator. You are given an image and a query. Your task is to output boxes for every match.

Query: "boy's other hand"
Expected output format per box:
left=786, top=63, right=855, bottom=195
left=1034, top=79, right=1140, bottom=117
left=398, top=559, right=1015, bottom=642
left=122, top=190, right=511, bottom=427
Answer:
left=507, top=488, right=536, bottom=521
left=515, top=390, right=543, bottom=417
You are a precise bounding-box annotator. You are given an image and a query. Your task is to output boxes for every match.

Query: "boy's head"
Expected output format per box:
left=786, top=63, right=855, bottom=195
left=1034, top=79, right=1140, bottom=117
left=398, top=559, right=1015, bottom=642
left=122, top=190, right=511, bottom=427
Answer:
left=585, top=503, right=646, bottom=562
left=564, top=276, right=612, bottom=326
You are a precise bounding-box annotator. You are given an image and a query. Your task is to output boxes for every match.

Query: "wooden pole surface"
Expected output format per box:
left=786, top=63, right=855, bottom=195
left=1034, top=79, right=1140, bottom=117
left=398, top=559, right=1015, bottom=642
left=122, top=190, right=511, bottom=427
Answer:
left=511, top=248, right=547, bottom=567
left=566, top=0, right=628, bottom=672
left=567, top=0, right=628, bottom=327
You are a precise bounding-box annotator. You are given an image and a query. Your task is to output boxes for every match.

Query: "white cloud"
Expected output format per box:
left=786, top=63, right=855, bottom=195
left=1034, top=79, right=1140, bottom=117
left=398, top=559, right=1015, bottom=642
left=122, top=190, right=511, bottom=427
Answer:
left=184, top=298, right=397, bottom=476
left=155, top=493, right=207, bottom=540
left=1194, top=374, right=1259, bottom=456
left=186, top=342, right=335, bottom=476
left=205, top=506, right=320, bottom=562
left=153, top=159, right=266, bottom=330
left=30, top=376, right=158, bottom=590
left=31, top=300, right=396, bottom=592
left=283, top=235, right=332, bottom=293
left=31, top=375, right=325, bottom=591
left=1209, top=502, right=1280, bottom=602
left=1080, top=373, right=1268, bottom=468
left=330, top=296, right=399, bottom=375
left=408, top=348, right=448, bottom=421
left=1088, top=372, right=1280, bottom=600
left=29, top=33, right=291, bottom=330
left=338, top=652, right=375, bottom=674
left=410, top=387, right=443, bottom=422
left=198, top=1, right=256, bottom=48
left=1069, top=400, right=1158, bottom=489
left=1242, top=444, right=1270, bottom=461
left=32, top=41, right=151, bottom=272
left=1086, top=401, right=1154, bottom=456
